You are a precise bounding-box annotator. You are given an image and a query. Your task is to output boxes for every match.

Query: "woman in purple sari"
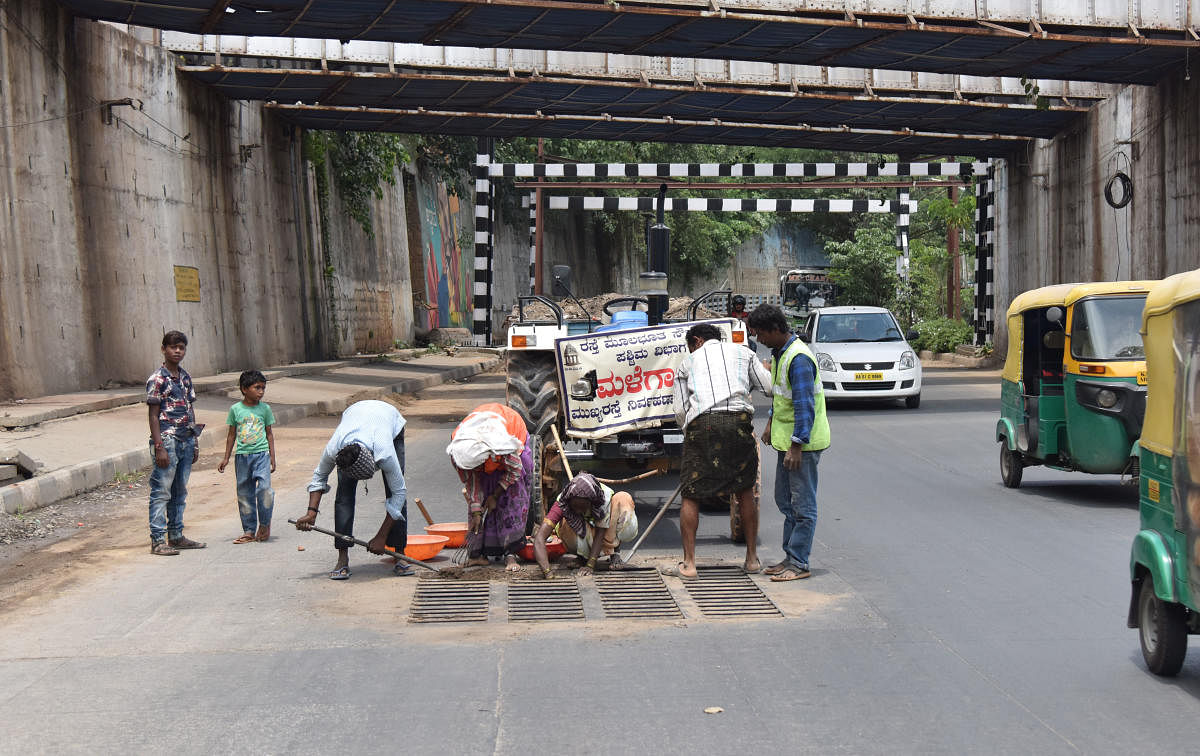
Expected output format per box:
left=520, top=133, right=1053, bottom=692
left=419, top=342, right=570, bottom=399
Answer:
left=447, top=403, right=533, bottom=571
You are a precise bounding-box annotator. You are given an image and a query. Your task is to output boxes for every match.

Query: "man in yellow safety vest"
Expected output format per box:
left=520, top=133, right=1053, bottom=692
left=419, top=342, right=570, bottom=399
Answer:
left=746, top=304, right=831, bottom=582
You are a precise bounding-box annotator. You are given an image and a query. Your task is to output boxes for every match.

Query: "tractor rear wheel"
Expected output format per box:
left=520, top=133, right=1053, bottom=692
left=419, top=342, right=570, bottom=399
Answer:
left=506, top=351, right=560, bottom=439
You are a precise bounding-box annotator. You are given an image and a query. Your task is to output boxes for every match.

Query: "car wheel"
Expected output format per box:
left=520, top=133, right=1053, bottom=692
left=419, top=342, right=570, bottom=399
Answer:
left=1137, top=576, right=1188, bottom=676
left=904, top=393, right=921, bottom=409
left=1000, top=444, right=1023, bottom=488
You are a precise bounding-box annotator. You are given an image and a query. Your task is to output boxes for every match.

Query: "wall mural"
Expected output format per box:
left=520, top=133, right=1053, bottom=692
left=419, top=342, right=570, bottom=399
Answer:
left=417, top=176, right=471, bottom=330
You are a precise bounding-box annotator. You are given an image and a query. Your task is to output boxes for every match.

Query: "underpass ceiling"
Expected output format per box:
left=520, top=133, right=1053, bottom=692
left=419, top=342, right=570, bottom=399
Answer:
left=266, top=102, right=1027, bottom=156
left=58, top=0, right=1200, bottom=85
left=183, top=66, right=1085, bottom=139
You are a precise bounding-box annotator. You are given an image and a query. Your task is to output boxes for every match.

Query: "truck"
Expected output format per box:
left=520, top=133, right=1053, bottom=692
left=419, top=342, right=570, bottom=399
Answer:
left=780, top=268, right=836, bottom=330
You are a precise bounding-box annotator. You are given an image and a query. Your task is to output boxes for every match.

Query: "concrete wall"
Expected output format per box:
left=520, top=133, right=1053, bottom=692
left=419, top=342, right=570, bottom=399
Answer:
left=0, top=2, right=468, bottom=399
left=993, top=73, right=1200, bottom=350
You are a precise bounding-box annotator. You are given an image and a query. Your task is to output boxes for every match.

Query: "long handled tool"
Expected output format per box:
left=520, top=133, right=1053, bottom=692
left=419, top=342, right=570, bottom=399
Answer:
left=288, top=519, right=439, bottom=573
left=619, top=482, right=683, bottom=565
left=453, top=487, right=484, bottom=566
left=549, top=424, right=574, bottom=480
left=413, top=497, right=435, bottom=528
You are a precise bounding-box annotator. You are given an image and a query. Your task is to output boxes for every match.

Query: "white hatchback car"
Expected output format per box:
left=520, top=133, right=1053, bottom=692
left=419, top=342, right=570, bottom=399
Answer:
left=801, top=306, right=923, bottom=408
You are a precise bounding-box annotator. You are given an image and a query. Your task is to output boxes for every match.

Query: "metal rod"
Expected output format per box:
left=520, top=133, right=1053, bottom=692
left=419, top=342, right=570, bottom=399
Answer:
left=595, top=469, right=662, bottom=485
left=621, top=483, right=683, bottom=564
left=287, top=519, right=439, bottom=572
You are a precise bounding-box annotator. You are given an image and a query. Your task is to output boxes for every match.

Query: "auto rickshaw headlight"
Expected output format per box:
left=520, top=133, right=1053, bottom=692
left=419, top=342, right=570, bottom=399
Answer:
left=899, top=350, right=916, bottom=369
left=816, top=352, right=836, bottom=372
left=1096, top=388, right=1119, bottom=409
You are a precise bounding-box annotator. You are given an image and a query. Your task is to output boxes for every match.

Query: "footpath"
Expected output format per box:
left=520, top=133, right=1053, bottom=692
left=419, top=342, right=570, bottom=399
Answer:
left=0, top=350, right=501, bottom=516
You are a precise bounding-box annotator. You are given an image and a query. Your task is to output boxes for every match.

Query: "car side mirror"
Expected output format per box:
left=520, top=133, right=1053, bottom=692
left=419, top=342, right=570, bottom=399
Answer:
left=906, top=329, right=919, bottom=342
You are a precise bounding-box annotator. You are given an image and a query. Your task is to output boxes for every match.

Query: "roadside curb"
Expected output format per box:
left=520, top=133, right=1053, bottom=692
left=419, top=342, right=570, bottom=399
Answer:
left=0, top=355, right=501, bottom=516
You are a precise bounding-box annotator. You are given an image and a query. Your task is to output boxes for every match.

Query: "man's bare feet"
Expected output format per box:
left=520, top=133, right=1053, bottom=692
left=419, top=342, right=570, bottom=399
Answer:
left=743, top=557, right=762, bottom=574
left=465, top=556, right=489, bottom=567
left=504, top=554, right=521, bottom=572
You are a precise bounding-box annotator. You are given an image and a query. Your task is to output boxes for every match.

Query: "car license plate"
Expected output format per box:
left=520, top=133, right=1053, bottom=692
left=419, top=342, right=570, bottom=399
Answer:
left=854, top=372, right=884, bottom=381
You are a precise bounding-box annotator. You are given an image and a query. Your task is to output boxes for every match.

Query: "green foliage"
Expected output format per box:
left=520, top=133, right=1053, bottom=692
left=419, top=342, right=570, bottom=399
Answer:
left=825, top=226, right=899, bottom=308
left=912, top=317, right=975, bottom=353
left=305, top=131, right=410, bottom=237
left=409, top=134, right=476, bottom=197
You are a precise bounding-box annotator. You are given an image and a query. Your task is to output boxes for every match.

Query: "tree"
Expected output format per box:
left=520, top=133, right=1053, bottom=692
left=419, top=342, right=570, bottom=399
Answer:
left=825, top=225, right=900, bottom=308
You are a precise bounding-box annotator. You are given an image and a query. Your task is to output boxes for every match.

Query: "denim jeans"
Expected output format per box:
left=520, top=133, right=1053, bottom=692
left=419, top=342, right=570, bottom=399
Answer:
left=235, top=451, right=274, bottom=533
left=774, top=448, right=821, bottom=570
left=332, top=429, right=407, bottom=551
left=148, top=434, right=195, bottom=542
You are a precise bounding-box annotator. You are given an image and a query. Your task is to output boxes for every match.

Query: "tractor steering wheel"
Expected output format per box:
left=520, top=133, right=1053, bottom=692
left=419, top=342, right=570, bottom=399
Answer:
left=603, top=297, right=650, bottom=316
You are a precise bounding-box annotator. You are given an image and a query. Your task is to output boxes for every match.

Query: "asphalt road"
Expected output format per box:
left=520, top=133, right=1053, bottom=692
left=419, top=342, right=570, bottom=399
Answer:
left=1, top=367, right=1197, bottom=754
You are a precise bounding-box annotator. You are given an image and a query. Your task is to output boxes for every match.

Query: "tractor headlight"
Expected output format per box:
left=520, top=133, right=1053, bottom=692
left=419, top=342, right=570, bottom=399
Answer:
left=569, top=379, right=593, bottom=400
left=816, top=352, right=836, bottom=372
left=899, top=351, right=916, bottom=370
left=1096, top=388, right=1118, bottom=409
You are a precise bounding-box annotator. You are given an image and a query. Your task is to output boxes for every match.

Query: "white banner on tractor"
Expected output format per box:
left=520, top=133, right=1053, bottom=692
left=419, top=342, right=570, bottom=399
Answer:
left=556, top=319, right=736, bottom=439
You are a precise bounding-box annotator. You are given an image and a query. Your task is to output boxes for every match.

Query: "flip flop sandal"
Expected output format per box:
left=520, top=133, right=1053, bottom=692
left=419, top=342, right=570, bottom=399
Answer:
left=392, top=563, right=415, bottom=577
left=233, top=534, right=256, bottom=544
left=658, top=562, right=698, bottom=580
left=763, top=561, right=790, bottom=576
left=742, top=563, right=763, bottom=574
left=769, top=566, right=811, bottom=582
left=328, top=566, right=351, bottom=580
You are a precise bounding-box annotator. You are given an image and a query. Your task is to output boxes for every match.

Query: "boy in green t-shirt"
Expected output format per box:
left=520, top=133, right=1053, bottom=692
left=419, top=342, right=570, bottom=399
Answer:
left=218, top=370, right=277, bottom=543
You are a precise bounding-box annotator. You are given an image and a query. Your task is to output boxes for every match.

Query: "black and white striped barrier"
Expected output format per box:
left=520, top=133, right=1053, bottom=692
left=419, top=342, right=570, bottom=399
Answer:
left=490, top=162, right=987, bottom=179
left=544, top=197, right=917, bottom=213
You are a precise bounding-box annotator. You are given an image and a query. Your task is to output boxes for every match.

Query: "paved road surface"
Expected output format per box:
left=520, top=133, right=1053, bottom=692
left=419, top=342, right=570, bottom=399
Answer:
left=1, top=368, right=1197, bottom=754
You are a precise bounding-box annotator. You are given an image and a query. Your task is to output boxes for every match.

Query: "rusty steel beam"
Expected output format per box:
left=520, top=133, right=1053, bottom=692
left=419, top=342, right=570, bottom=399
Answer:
left=267, top=101, right=1029, bottom=143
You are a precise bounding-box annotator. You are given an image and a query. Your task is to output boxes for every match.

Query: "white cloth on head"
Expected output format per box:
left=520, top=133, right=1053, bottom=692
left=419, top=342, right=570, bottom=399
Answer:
left=446, top=409, right=523, bottom=470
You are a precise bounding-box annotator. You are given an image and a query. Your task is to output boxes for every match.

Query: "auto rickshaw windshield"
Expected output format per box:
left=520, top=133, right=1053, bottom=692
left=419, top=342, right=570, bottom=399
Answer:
left=1071, top=295, right=1146, bottom=360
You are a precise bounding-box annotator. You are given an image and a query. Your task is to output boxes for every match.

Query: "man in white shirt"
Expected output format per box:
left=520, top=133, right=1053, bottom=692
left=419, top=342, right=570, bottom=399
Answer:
left=668, top=323, right=773, bottom=578
left=294, top=399, right=410, bottom=580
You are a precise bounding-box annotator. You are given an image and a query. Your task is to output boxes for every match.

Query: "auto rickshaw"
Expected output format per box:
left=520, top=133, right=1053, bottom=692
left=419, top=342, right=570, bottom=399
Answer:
left=997, top=280, right=1156, bottom=487
left=1128, top=269, right=1200, bottom=676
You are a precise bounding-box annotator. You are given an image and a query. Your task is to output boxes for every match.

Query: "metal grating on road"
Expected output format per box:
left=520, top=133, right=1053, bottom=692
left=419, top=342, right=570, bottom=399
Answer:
left=682, top=567, right=782, bottom=619
left=507, top=578, right=585, bottom=621
left=408, top=580, right=490, bottom=623
left=594, top=570, right=682, bottom=619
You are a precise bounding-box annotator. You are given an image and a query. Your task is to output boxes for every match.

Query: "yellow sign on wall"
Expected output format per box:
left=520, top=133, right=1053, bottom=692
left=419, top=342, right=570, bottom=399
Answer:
left=174, top=266, right=200, bottom=302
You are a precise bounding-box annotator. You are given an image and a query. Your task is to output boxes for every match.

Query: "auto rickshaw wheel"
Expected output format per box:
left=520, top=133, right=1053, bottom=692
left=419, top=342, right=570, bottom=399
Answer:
left=1137, top=576, right=1188, bottom=676
left=1000, top=444, right=1024, bottom=488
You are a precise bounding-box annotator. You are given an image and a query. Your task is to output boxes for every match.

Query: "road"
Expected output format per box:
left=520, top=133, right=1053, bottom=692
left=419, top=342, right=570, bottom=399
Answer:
left=1, top=366, right=1197, bottom=754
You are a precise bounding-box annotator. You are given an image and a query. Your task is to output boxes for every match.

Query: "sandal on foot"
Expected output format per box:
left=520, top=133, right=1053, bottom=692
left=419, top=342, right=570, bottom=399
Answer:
left=393, top=563, right=415, bottom=577
left=762, top=560, right=790, bottom=576
left=233, top=534, right=256, bottom=545
left=328, top=566, right=351, bottom=580
left=659, top=562, right=698, bottom=580
left=742, top=562, right=763, bottom=574
left=254, top=527, right=270, bottom=542
left=770, top=566, right=811, bottom=582
left=150, top=541, right=179, bottom=556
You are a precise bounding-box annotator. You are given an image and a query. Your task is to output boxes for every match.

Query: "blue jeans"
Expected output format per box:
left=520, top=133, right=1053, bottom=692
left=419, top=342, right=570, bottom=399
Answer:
left=774, top=448, right=821, bottom=570
left=148, top=434, right=195, bottom=542
left=235, top=451, right=274, bottom=533
left=332, top=429, right=407, bottom=551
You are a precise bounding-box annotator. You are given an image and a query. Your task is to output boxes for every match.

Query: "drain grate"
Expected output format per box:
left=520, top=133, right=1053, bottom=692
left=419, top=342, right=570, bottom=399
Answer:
left=594, top=570, right=682, bottom=619
left=508, top=578, right=585, bottom=621
left=408, top=580, right=490, bottom=623
left=682, top=566, right=782, bottom=618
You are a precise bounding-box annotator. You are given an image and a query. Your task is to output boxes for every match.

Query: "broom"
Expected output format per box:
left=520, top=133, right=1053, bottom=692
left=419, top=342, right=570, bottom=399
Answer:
left=453, top=487, right=484, bottom=566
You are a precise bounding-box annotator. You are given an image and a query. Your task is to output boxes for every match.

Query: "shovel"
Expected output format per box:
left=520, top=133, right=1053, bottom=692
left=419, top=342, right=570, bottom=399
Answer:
left=287, top=519, right=440, bottom=573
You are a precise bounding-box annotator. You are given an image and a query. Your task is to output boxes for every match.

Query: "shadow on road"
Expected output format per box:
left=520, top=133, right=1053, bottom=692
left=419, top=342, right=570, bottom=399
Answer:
left=1009, top=479, right=1139, bottom=509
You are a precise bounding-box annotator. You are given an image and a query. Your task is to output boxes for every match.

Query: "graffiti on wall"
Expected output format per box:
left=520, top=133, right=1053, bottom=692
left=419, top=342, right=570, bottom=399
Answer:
left=417, top=177, right=471, bottom=330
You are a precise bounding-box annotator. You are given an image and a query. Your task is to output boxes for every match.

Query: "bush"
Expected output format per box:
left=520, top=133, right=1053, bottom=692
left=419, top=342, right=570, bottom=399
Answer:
left=912, top=317, right=975, bottom=353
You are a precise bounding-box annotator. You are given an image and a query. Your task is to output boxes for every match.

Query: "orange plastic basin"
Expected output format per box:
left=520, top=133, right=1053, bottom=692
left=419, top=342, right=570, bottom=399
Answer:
left=399, top=534, right=449, bottom=561
left=424, top=522, right=469, bottom=548
left=517, top=536, right=566, bottom=563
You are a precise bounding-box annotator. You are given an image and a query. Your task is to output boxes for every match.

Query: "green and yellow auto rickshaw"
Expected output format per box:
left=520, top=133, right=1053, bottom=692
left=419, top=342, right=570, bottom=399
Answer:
left=1128, top=269, right=1200, bottom=676
left=997, top=280, right=1156, bottom=487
